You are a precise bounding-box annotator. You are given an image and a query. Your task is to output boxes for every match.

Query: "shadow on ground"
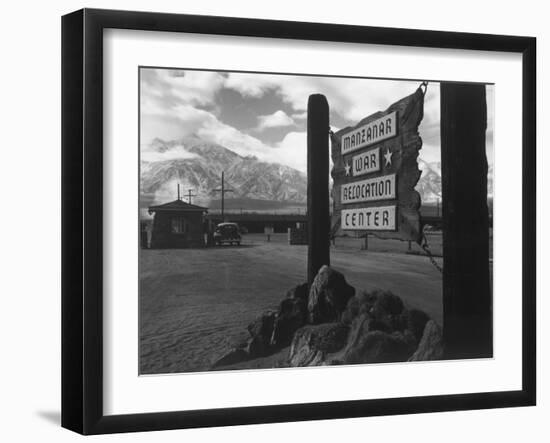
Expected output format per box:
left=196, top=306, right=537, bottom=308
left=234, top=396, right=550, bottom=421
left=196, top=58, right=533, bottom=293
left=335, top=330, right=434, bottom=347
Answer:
left=36, top=410, right=60, bottom=426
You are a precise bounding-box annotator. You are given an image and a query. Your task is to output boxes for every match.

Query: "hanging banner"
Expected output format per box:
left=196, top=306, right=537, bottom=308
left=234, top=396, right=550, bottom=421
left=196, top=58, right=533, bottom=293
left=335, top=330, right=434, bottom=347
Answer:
left=330, top=86, right=425, bottom=243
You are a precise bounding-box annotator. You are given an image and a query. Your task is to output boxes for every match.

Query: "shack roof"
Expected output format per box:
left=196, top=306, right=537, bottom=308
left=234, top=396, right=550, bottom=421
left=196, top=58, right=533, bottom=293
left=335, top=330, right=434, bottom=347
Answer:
left=148, top=199, right=208, bottom=214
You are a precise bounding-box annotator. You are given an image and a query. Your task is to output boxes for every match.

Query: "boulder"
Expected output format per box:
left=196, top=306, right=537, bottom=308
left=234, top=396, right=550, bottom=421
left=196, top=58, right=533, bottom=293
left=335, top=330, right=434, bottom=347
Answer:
left=341, top=315, right=417, bottom=364
left=341, top=292, right=374, bottom=325
left=408, top=320, right=445, bottom=361
left=398, top=308, right=431, bottom=343
left=341, top=290, right=404, bottom=328
left=289, top=323, right=349, bottom=367
left=270, top=283, right=309, bottom=347
left=286, top=282, right=309, bottom=302
left=246, top=310, right=277, bottom=358
left=308, top=266, right=355, bottom=324
left=371, top=291, right=404, bottom=318
left=271, top=296, right=308, bottom=347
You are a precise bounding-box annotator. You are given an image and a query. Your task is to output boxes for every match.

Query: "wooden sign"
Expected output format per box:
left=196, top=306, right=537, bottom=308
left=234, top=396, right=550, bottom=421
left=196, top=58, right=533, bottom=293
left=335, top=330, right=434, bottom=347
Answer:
left=341, top=174, right=396, bottom=204
left=349, top=147, right=381, bottom=176
left=341, top=111, right=397, bottom=154
left=341, top=205, right=396, bottom=230
left=331, top=87, right=425, bottom=243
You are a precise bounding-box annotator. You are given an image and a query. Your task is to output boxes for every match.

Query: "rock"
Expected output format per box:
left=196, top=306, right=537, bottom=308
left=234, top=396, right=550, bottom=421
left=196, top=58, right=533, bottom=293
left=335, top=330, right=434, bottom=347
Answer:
left=398, top=308, right=431, bottom=343
left=341, top=290, right=404, bottom=328
left=286, top=282, right=309, bottom=302
left=345, top=313, right=371, bottom=349
left=408, top=320, right=445, bottom=361
left=271, top=296, right=308, bottom=347
left=246, top=311, right=277, bottom=358
left=289, top=323, right=349, bottom=366
left=365, top=317, right=393, bottom=334
left=247, top=310, right=276, bottom=338
left=211, top=348, right=249, bottom=368
left=290, top=347, right=325, bottom=367
left=308, top=266, right=355, bottom=324
left=372, top=291, right=404, bottom=317
left=341, top=292, right=375, bottom=324
left=341, top=315, right=417, bottom=364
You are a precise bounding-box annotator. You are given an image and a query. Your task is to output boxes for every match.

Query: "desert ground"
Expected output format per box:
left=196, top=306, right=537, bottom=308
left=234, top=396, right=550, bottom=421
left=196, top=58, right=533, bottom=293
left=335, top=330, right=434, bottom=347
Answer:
left=139, top=232, right=445, bottom=374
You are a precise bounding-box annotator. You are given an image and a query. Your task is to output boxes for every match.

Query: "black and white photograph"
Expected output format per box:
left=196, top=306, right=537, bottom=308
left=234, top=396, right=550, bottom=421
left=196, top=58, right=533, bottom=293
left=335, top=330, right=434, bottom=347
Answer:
left=138, top=68, right=494, bottom=375
left=1, top=0, right=545, bottom=440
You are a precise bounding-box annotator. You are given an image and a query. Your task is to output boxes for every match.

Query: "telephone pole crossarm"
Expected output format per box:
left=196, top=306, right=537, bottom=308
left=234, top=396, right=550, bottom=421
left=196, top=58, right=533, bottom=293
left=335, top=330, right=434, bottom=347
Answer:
left=211, top=171, right=234, bottom=218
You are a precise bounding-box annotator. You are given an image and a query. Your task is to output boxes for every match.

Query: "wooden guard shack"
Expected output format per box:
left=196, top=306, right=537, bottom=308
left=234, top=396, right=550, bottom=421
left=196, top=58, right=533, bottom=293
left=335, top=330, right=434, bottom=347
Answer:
left=148, top=199, right=208, bottom=249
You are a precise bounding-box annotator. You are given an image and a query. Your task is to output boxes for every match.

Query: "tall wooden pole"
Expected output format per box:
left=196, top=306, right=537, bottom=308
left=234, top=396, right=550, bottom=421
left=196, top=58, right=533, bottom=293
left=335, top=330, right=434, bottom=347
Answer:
left=213, top=172, right=233, bottom=221
left=186, top=189, right=196, bottom=204
left=307, top=94, right=330, bottom=287
left=440, top=83, right=492, bottom=359
left=221, top=171, right=225, bottom=218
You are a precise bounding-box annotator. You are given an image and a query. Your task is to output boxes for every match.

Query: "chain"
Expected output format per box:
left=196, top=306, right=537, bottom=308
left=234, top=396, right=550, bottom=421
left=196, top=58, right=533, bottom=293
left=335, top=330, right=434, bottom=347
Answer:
left=420, top=81, right=429, bottom=96
left=420, top=233, right=443, bottom=274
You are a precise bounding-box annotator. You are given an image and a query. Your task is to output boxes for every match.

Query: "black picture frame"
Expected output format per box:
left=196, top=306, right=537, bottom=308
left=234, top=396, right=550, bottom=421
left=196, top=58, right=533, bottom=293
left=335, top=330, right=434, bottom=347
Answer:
left=61, top=8, right=536, bottom=435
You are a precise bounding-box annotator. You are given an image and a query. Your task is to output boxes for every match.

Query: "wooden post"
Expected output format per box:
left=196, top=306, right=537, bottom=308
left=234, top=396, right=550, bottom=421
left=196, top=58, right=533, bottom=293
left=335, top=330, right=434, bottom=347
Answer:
left=187, top=189, right=196, bottom=204
left=221, top=171, right=225, bottom=219
left=440, top=83, right=492, bottom=359
left=307, top=94, right=330, bottom=286
left=212, top=172, right=233, bottom=221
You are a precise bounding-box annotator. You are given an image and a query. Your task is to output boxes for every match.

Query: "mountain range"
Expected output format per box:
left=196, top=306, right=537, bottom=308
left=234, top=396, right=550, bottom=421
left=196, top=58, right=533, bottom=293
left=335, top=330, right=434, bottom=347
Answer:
left=140, top=137, right=490, bottom=213
left=141, top=137, right=307, bottom=211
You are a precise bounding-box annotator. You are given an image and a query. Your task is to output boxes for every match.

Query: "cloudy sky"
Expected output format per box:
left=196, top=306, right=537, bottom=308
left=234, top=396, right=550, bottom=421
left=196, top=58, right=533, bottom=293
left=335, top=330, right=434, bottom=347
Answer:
left=140, top=68, right=494, bottom=172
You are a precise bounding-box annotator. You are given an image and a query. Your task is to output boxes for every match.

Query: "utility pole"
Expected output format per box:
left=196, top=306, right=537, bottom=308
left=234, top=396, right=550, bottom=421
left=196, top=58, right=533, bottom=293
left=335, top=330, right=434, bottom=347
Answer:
left=212, top=171, right=234, bottom=220
left=186, top=189, right=196, bottom=205
left=177, top=184, right=181, bottom=200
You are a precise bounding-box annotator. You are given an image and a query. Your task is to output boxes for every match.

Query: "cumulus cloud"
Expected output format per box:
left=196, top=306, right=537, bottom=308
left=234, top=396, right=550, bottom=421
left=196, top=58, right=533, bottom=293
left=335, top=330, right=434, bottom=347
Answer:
left=223, top=72, right=424, bottom=124
left=141, top=69, right=301, bottom=168
left=197, top=115, right=271, bottom=158
left=224, top=73, right=280, bottom=97
left=255, top=110, right=295, bottom=131
left=269, top=131, right=307, bottom=172
left=140, top=67, right=495, bottom=177
left=141, top=144, right=199, bottom=162
left=152, top=69, right=225, bottom=106
left=291, top=111, right=307, bottom=120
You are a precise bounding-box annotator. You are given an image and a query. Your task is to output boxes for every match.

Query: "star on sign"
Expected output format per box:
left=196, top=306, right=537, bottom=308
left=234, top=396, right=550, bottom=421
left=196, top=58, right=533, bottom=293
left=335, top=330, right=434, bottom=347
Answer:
left=344, top=162, right=351, bottom=176
left=384, top=148, right=393, bottom=167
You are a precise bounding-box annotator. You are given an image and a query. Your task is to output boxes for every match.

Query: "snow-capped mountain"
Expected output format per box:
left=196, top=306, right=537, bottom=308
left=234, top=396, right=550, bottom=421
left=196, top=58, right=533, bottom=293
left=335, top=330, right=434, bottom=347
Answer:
left=417, top=160, right=442, bottom=203
left=140, top=137, right=307, bottom=209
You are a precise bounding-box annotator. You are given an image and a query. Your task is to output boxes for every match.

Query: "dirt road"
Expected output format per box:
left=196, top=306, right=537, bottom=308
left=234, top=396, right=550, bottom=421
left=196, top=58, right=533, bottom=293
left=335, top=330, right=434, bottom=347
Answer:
left=139, top=233, right=442, bottom=374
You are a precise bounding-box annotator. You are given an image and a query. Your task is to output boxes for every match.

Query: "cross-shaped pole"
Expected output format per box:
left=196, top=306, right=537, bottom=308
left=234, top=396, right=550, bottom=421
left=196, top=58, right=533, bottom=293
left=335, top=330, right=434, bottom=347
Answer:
left=186, top=189, right=197, bottom=205
left=212, top=171, right=234, bottom=219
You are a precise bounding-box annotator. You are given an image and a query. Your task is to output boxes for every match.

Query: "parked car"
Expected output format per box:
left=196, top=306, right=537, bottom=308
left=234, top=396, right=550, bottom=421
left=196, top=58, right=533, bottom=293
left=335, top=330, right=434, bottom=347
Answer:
left=213, top=222, right=242, bottom=246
